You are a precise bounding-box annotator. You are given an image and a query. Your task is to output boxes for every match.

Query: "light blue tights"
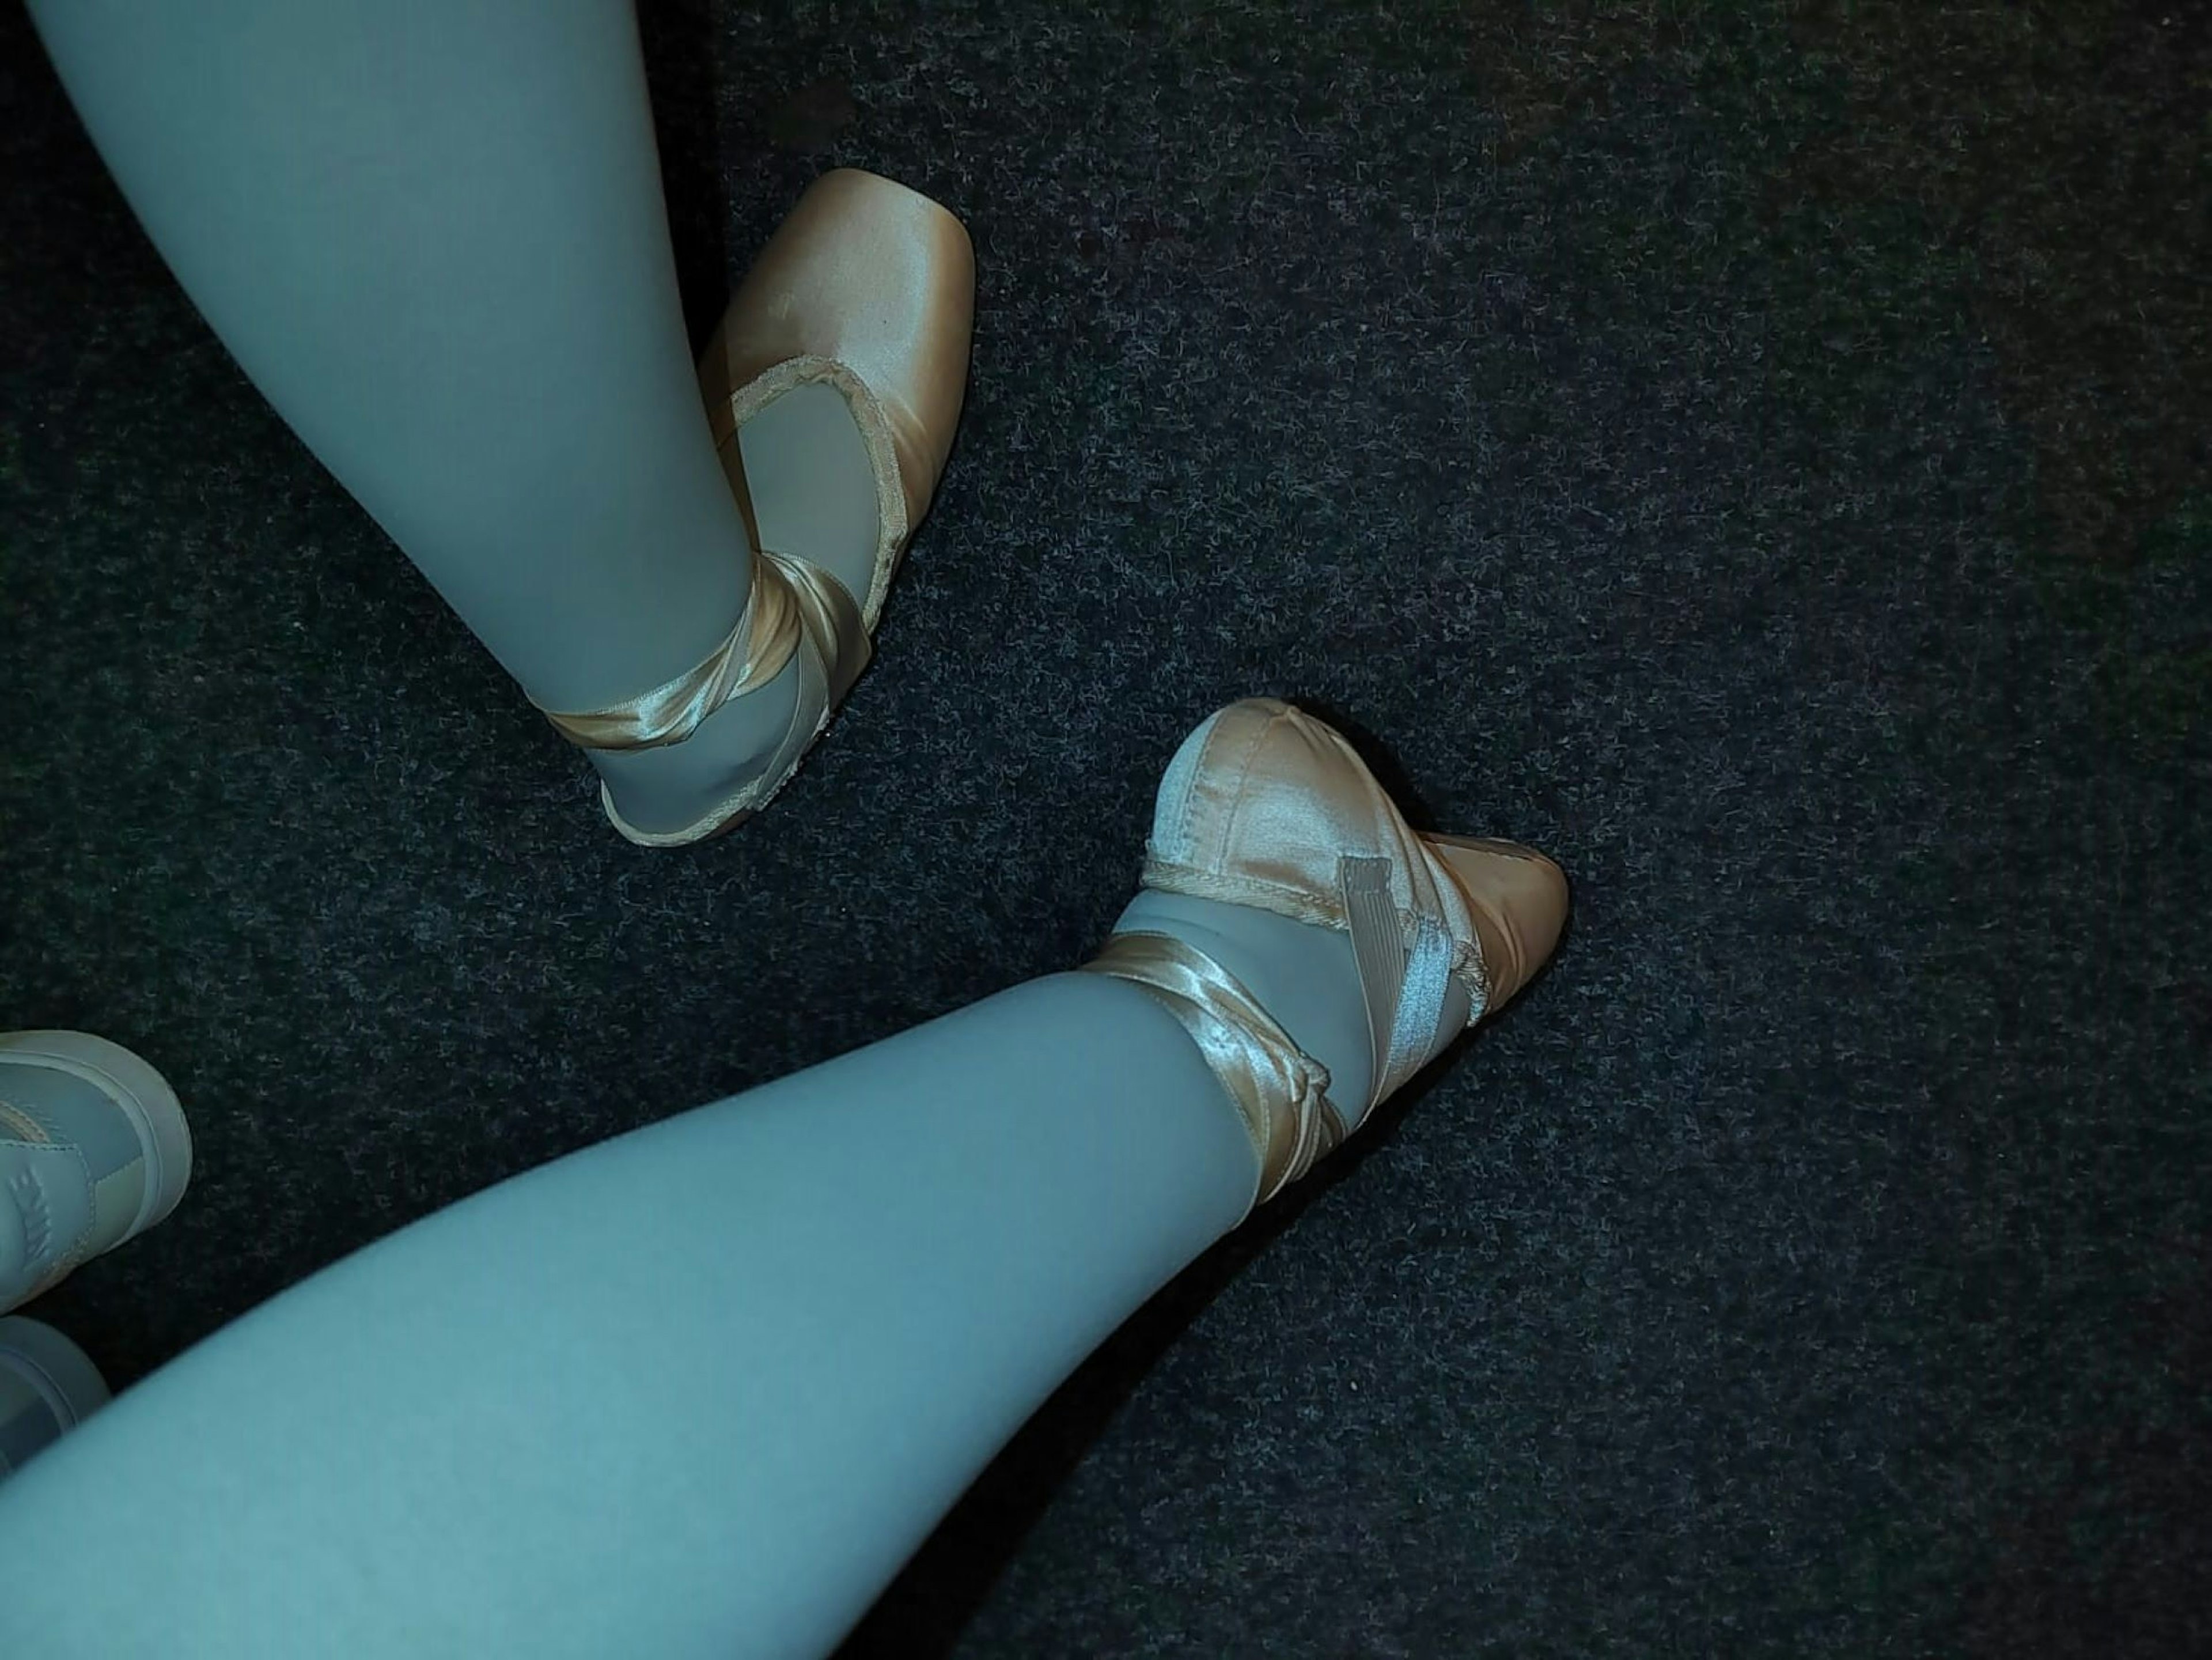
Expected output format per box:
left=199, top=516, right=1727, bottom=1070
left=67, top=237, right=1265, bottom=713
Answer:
left=6, top=5, right=1388, bottom=1653
left=0, top=974, right=1268, bottom=1657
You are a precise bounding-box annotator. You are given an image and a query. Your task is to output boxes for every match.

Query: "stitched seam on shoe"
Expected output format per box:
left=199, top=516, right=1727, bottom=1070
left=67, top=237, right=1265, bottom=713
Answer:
left=1154, top=709, right=1223, bottom=866
left=1165, top=716, right=1226, bottom=871
left=1174, top=704, right=1282, bottom=876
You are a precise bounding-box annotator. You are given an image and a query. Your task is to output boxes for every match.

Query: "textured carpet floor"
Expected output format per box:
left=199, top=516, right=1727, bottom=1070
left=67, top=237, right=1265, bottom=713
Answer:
left=3, top=2, right=2209, bottom=1654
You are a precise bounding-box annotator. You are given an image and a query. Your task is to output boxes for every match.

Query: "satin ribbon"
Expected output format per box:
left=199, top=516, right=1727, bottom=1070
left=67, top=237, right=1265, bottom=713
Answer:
left=1082, top=931, right=1347, bottom=1212
left=532, top=544, right=864, bottom=753
left=1082, top=860, right=1457, bottom=1213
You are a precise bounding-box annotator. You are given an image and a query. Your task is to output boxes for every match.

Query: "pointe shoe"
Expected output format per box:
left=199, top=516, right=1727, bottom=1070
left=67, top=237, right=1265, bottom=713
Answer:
left=1082, top=699, right=1566, bottom=1212
left=537, top=169, right=976, bottom=846
left=1, top=1031, right=192, bottom=1315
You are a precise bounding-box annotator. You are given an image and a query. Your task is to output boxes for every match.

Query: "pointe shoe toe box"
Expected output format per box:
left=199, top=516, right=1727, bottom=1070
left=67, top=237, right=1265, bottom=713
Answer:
left=1424, top=837, right=1569, bottom=1011
left=699, top=168, right=975, bottom=531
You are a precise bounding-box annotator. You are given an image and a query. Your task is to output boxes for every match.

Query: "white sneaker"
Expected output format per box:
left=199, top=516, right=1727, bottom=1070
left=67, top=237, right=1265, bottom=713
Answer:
left=0, top=1316, right=108, bottom=1482
left=0, top=1030, right=192, bottom=1315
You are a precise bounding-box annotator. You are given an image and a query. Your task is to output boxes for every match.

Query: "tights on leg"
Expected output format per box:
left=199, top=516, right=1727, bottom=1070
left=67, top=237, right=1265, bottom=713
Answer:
left=28, top=0, right=805, bottom=835
left=0, top=901, right=1369, bottom=1659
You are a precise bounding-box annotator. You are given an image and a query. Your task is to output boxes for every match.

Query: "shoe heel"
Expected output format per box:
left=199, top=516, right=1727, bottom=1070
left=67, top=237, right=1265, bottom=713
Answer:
left=1, top=1031, right=192, bottom=1240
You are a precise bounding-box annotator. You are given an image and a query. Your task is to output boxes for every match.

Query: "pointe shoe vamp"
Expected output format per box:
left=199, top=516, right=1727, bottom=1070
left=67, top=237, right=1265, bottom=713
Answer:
left=1142, top=699, right=1487, bottom=997
left=703, top=169, right=974, bottom=528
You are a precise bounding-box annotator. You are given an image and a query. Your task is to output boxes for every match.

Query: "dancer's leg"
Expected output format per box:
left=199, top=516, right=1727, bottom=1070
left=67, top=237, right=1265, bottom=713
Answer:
left=26, top=0, right=798, bottom=833
left=0, top=964, right=1323, bottom=1659
left=0, top=697, right=1564, bottom=1657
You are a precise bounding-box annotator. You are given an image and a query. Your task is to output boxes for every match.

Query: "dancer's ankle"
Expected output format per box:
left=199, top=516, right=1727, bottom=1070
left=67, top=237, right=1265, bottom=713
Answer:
left=1112, top=890, right=1376, bottom=1116
left=586, top=655, right=804, bottom=838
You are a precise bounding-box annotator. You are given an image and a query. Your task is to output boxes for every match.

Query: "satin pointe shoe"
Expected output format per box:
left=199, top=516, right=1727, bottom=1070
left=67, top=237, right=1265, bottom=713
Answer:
left=1082, top=699, right=1567, bottom=1216
left=536, top=168, right=976, bottom=846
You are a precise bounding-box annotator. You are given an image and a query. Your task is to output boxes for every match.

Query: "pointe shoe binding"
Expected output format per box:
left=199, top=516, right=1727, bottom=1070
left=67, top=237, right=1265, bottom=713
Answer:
left=537, top=169, right=976, bottom=845
left=1084, top=699, right=1566, bottom=1212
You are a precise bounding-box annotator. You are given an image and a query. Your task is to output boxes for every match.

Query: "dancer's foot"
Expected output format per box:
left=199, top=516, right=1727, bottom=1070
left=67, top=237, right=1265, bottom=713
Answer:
left=544, top=171, right=975, bottom=845
left=1084, top=699, right=1567, bottom=1212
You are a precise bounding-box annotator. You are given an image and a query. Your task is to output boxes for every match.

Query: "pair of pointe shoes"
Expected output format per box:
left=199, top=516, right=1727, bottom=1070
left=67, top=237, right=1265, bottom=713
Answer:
left=533, top=172, right=1567, bottom=1208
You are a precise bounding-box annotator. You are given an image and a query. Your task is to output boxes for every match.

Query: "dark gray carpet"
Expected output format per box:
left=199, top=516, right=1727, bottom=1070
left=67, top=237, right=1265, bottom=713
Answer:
left=3, top=2, right=2207, bottom=1654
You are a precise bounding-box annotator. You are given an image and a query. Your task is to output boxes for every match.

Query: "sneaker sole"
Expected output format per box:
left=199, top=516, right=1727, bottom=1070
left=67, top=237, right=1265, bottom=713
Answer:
left=0, top=1315, right=110, bottom=1435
